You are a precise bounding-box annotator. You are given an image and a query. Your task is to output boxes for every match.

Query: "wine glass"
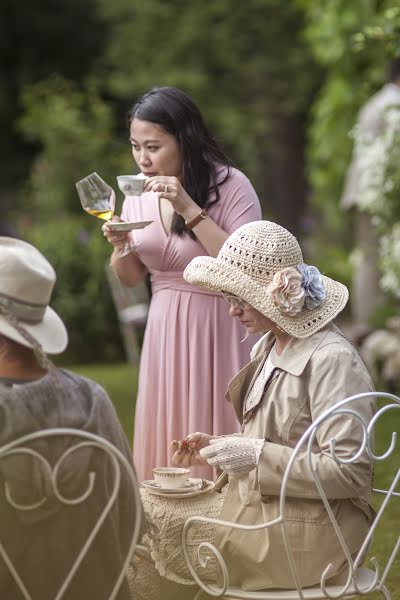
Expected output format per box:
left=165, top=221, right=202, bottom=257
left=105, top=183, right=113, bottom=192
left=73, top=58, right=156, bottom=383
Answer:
left=75, top=172, right=115, bottom=221
left=76, top=172, right=135, bottom=255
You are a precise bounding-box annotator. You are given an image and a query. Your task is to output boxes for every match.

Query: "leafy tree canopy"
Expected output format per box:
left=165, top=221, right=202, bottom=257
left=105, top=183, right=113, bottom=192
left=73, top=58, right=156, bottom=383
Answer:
left=97, top=0, right=320, bottom=180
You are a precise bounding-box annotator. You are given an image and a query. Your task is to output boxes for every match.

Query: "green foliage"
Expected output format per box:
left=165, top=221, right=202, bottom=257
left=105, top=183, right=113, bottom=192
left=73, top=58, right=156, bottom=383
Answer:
left=297, top=0, right=377, bottom=66
left=15, top=77, right=134, bottom=364
left=96, top=0, right=320, bottom=184
left=368, top=298, right=399, bottom=330
left=297, top=0, right=400, bottom=319
left=306, top=73, right=362, bottom=232
left=20, top=215, right=124, bottom=364
left=299, top=1, right=380, bottom=232
left=298, top=0, right=400, bottom=239
left=0, top=0, right=109, bottom=188
left=18, top=76, right=132, bottom=218
left=10, top=1, right=322, bottom=363
left=69, top=362, right=136, bottom=440
left=307, top=239, right=352, bottom=292
left=9, top=1, right=322, bottom=361
left=353, top=6, right=400, bottom=58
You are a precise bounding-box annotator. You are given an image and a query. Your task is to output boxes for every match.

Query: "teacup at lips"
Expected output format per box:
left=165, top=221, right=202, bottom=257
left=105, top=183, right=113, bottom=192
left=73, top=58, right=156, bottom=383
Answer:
left=152, top=467, right=190, bottom=489
left=116, top=174, right=146, bottom=196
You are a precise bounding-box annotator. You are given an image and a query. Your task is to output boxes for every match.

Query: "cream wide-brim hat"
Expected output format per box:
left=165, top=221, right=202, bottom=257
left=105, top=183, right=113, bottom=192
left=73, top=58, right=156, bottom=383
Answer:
left=184, top=221, right=348, bottom=339
left=0, top=307, right=67, bottom=354
left=0, top=237, right=68, bottom=354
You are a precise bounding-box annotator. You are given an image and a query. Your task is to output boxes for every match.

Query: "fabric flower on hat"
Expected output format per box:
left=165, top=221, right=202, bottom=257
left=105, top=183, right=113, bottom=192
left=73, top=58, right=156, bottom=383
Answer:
left=297, top=263, right=326, bottom=309
left=268, top=267, right=305, bottom=316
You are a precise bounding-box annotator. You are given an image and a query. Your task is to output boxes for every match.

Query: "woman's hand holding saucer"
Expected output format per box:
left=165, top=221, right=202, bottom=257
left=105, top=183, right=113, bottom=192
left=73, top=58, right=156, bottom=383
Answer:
left=102, top=217, right=131, bottom=249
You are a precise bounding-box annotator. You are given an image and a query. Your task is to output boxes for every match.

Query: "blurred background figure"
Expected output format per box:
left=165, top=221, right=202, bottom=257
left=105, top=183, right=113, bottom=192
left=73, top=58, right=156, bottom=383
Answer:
left=360, top=315, right=400, bottom=392
left=340, top=57, right=400, bottom=340
left=104, top=86, right=261, bottom=481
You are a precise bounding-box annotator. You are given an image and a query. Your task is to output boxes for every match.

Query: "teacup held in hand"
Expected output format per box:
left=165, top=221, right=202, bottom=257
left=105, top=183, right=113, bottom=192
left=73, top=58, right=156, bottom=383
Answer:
left=116, top=174, right=146, bottom=196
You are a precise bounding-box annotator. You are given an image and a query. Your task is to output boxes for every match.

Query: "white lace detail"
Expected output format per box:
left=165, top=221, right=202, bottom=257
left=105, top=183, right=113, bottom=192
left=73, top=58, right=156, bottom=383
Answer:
left=138, top=487, right=226, bottom=584
left=245, top=345, right=276, bottom=413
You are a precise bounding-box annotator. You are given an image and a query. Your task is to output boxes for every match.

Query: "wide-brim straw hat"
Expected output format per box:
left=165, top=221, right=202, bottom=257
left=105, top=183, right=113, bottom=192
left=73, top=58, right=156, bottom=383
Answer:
left=0, top=237, right=68, bottom=354
left=184, top=221, right=348, bottom=339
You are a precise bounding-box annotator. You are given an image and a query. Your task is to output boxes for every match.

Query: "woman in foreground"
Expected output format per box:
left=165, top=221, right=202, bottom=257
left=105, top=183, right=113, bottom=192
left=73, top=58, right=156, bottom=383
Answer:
left=129, top=220, right=375, bottom=598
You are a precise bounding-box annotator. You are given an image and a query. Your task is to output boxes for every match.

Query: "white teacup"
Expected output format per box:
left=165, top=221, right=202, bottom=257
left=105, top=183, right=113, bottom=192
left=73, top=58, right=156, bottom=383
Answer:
left=152, top=467, right=190, bottom=489
left=116, top=174, right=146, bottom=196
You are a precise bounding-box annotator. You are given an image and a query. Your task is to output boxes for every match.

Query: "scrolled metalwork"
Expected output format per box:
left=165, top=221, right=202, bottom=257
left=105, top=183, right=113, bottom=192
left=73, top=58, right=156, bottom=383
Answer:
left=327, top=409, right=368, bottom=465
left=3, top=448, right=52, bottom=511
left=0, top=428, right=142, bottom=600
left=367, top=403, right=400, bottom=460
left=182, top=516, right=229, bottom=598
left=181, top=392, right=399, bottom=599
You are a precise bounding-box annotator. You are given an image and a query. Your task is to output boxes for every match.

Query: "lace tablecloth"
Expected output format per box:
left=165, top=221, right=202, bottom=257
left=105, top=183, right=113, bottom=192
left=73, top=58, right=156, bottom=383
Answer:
left=139, top=486, right=226, bottom=584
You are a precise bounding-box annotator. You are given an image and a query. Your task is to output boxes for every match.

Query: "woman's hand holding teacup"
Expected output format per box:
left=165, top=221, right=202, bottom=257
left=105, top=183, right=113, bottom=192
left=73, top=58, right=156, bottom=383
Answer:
left=171, top=432, right=213, bottom=467
left=144, top=176, right=199, bottom=220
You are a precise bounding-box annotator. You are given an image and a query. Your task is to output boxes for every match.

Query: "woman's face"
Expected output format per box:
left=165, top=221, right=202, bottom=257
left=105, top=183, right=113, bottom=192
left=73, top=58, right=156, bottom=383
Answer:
left=231, top=304, right=275, bottom=335
left=129, top=118, right=183, bottom=179
left=224, top=293, right=275, bottom=335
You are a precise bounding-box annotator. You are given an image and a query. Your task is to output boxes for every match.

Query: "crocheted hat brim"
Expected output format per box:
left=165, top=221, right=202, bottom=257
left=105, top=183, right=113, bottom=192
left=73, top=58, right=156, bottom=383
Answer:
left=184, top=256, right=348, bottom=339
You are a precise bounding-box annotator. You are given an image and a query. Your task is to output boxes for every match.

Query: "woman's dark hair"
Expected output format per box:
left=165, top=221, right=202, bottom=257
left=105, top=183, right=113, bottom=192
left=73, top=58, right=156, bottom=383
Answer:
left=386, top=57, right=400, bottom=83
left=128, top=86, right=233, bottom=237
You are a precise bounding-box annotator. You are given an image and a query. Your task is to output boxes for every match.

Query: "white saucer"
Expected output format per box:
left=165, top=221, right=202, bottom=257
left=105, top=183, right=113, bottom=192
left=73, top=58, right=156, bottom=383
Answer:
left=142, top=478, right=214, bottom=498
left=107, top=220, right=153, bottom=232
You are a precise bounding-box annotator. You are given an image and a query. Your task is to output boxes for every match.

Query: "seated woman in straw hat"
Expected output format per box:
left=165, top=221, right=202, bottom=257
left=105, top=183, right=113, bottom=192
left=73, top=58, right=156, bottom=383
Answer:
left=130, top=220, right=375, bottom=599
left=0, top=237, right=142, bottom=600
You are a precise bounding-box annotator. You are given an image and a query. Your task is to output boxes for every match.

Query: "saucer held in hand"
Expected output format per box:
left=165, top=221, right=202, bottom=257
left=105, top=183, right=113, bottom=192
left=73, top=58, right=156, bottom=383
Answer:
left=106, top=220, right=153, bottom=232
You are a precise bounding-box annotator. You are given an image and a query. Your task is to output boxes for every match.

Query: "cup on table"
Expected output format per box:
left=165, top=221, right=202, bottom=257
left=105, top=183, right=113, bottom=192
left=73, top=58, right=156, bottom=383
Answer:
left=152, top=467, right=190, bottom=489
left=116, top=174, right=146, bottom=196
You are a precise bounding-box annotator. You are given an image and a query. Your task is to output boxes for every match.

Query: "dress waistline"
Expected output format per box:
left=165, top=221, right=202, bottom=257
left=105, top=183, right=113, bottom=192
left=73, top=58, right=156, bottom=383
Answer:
left=151, top=271, right=221, bottom=297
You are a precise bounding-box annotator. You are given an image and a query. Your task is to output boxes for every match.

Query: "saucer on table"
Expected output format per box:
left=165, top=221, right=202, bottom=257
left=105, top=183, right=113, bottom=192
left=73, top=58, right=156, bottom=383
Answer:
left=141, top=478, right=214, bottom=498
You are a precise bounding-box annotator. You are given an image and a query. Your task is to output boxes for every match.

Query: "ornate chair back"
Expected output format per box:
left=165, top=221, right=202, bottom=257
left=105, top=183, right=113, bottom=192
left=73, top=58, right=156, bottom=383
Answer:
left=182, top=392, right=400, bottom=599
left=105, top=265, right=149, bottom=366
left=0, top=428, right=142, bottom=600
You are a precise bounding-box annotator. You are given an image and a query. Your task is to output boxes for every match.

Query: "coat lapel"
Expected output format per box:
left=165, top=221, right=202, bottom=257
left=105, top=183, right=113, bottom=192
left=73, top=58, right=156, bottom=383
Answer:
left=226, top=356, right=265, bottom=422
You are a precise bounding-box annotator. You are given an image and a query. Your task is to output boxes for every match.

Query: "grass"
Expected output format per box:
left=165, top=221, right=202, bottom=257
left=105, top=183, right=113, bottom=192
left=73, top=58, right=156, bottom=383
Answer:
left=68, top=362, right=136, bottom=443
left=69, top=363, right=399, bottom=598
left=364, top=403, right=400, bottom=599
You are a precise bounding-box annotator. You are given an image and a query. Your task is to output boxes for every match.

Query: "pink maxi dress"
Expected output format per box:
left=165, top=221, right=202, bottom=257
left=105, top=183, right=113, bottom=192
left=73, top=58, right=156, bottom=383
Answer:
left=122, top=167, right=262, bottom=481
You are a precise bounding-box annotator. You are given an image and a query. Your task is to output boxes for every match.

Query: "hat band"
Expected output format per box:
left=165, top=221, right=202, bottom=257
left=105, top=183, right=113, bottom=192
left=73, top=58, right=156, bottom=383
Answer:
left=0, top=293, right=46, bottom=324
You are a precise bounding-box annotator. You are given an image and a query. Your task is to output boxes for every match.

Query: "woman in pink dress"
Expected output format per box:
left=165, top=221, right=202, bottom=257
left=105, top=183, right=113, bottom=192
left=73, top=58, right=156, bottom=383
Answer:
left=104, top=87, right=261, bottom=481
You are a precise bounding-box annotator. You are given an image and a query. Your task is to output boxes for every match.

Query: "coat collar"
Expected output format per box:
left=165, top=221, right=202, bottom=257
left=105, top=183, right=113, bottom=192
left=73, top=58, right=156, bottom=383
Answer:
left=226, top=324, right=340, bottom=422
left=261, top=324, right=338, bottom=376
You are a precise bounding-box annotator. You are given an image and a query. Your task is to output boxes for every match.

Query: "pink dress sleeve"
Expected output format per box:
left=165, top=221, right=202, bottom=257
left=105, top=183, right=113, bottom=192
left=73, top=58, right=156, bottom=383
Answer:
left=214, top=168, right=262, bottom=234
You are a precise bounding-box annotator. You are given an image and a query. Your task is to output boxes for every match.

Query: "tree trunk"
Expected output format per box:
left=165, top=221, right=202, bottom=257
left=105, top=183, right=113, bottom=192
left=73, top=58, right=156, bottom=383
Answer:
left=260, top=113, right=308, bottom=237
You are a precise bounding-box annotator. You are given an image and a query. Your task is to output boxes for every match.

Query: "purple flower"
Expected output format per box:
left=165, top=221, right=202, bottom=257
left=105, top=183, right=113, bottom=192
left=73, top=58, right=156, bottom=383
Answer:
left=297, top=263, right=326, bottom=310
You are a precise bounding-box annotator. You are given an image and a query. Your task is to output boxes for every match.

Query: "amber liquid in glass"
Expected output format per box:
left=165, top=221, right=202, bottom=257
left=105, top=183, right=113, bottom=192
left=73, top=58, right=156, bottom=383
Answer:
left=85, top=207, right=114, bottom=221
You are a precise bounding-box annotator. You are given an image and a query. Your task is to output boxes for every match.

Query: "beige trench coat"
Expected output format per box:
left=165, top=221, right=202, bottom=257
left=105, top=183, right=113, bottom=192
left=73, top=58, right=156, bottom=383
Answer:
left=216, top=324, right=375, bottom=591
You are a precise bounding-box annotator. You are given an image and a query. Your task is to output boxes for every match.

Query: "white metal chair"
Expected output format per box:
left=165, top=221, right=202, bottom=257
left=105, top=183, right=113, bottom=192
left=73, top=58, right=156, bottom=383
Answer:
left=182, top=392, right=400, bottom=599
left=0, top=428, right=143, bottom=599
left=106, top=265, right=149, bottom=366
